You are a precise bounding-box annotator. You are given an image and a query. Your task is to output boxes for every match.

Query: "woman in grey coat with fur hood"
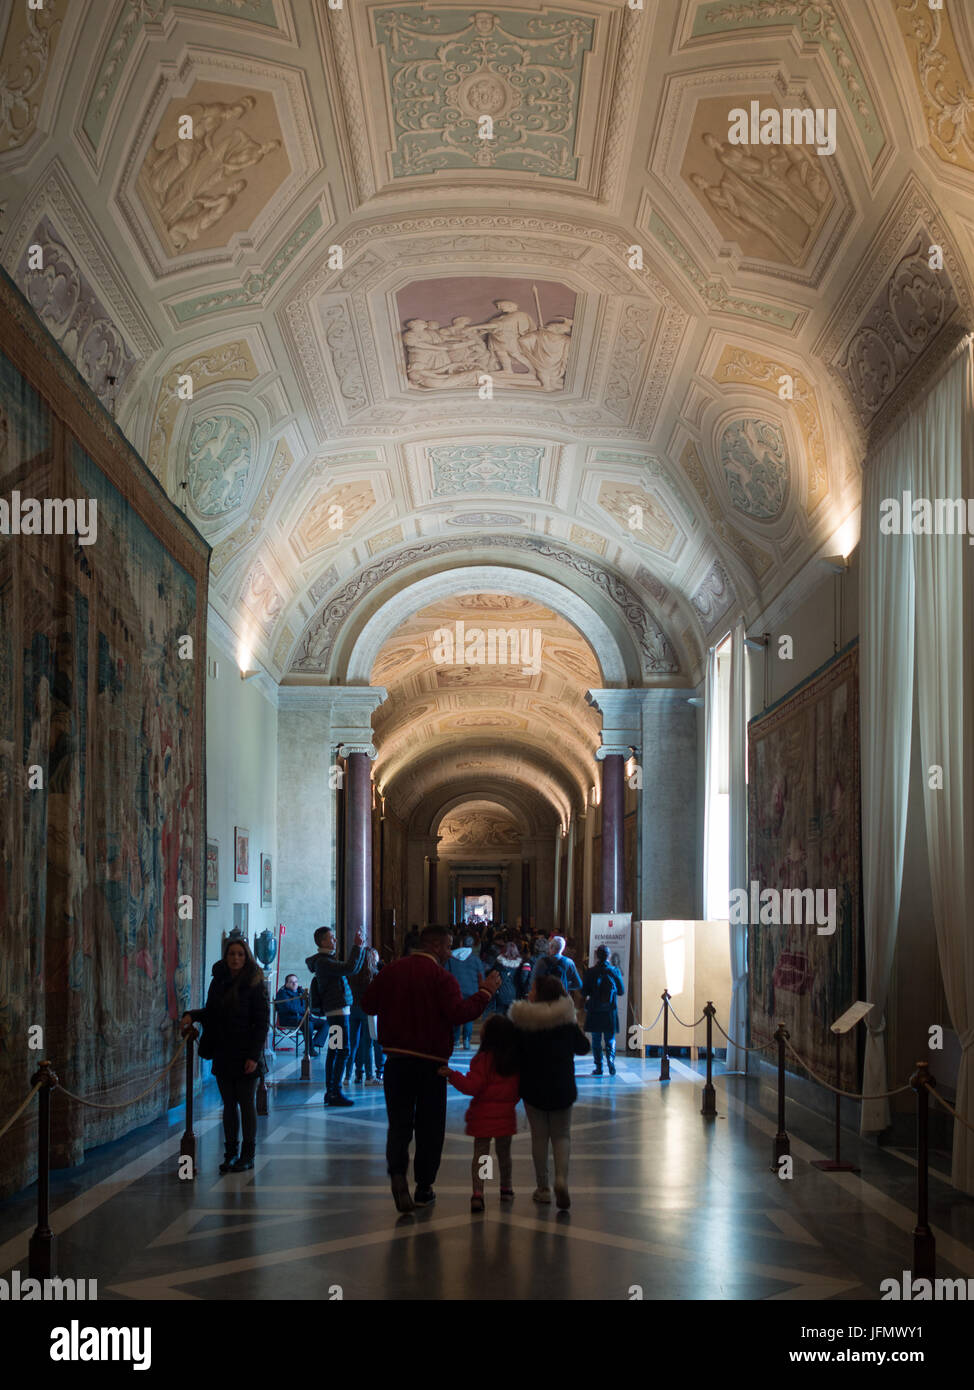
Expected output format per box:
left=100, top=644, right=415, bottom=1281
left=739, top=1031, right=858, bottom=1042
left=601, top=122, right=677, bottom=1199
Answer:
left=509, top=973, right=590, bottom=1210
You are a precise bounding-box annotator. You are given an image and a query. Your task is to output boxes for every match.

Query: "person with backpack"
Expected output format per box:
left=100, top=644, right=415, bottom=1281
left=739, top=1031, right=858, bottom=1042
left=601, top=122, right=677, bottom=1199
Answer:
left=446, top=935, right=484, bottom=1049
left=510, top=974, right=590, bottom=1210
left=306, top=926, right=366, bottom=1107
left=485, top=939, right=521, bottom=1015
left=581, top=945, right=626, bottom=1076
left=531, top=935, right=583, bottom=999
left=439, top=1014, right=520, bottom=1212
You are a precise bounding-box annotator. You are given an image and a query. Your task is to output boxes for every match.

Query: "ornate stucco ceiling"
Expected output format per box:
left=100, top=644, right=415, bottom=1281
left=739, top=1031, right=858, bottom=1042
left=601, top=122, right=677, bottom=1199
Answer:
left=3, top=0, right=973, bottom=817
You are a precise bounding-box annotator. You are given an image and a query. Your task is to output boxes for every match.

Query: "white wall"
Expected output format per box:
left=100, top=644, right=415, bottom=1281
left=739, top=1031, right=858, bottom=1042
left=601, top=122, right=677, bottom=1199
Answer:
left=204, top=631, right=279, bottom=986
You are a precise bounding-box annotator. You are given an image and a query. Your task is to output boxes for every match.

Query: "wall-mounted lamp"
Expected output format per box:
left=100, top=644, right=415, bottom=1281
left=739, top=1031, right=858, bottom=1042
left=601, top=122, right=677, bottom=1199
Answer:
left=239, top=668, right=260, bottom=682
left=687, top=696, right=704, bottom=707
left=818, top=555, right=848, bottom=575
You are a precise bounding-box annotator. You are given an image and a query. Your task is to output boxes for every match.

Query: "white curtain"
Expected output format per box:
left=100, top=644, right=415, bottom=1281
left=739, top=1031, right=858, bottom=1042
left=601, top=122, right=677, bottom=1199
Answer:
left=702, top=645, right=720, bottom=921
left=860, top=419, right=916, bottom=1134
left=911, top=346, right=974, bottom=1193
left=727, top=619, right=749, bottom=1073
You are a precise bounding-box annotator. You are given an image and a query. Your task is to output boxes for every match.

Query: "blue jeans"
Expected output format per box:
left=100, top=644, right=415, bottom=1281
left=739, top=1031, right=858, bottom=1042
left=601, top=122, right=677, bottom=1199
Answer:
left=591, top=1031, right=616, bottom=1071
left=453, top=1019, right=474, bottom=1048
left=345, top=1005, right=369, bottom=1080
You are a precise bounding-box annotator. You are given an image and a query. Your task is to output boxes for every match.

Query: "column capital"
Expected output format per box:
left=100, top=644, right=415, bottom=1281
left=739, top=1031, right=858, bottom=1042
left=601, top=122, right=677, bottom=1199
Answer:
left=339, top=742, right=378, bottom=761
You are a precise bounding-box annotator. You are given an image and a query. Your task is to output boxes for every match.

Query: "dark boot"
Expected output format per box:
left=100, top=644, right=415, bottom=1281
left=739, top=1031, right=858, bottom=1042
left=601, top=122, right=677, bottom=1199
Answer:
left=219, top=1149, right=238, bottom=1174
left=229, top=1147, right=255, bottom=1172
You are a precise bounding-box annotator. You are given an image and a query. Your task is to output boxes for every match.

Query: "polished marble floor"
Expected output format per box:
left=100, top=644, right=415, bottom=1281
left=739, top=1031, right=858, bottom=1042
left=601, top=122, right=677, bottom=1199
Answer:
left=1, top=1048, right=972, bottom=1301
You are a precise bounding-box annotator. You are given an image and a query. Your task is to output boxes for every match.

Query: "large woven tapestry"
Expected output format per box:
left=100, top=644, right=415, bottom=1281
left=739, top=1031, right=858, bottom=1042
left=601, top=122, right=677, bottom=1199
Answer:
left=0, top=271, right=208, bottom=1197
left=747, top=643, right=861, bottom=1091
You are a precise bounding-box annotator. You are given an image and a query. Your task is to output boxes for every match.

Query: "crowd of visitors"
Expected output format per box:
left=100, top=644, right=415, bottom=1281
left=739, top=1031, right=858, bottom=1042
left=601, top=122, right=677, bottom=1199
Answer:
left=182, top=921, right=624, bottom=1212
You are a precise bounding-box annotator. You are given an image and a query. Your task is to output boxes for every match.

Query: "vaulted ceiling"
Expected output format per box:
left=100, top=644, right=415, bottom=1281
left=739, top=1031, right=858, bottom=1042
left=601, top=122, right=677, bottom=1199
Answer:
left=2, top=1, right=972, bottom=782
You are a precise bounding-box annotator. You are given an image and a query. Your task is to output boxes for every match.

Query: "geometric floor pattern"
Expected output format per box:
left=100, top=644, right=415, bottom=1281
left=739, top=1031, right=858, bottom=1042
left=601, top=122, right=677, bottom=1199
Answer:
left=1, top=1052, right=972, bottom=1301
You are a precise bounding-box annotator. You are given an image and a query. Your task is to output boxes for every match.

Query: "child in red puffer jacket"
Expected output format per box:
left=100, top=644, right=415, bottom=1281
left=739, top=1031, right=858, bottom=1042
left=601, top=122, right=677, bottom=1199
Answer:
left=440, top=1014, right=520, bottom=1212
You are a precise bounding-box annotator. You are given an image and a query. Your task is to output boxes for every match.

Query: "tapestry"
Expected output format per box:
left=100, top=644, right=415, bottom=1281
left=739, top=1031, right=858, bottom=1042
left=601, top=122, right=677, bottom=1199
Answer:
left=0, top=270, right=208, bottom=1197
left=747, top=642, right=861, bottom=1090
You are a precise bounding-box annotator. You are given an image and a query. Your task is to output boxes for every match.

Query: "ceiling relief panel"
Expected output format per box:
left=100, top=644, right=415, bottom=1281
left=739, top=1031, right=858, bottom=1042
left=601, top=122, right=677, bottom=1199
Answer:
left=691, top=558, right=735, bottom=633
left=372, top=6, right=594, bottom=180
left=397, top=277, right=576, bottom=392
left=596, top=480, right=678, bottom=553
left=569, top=524, right=606, bottom=557
left=324, top=2, right=636, bottom=207
left=13, top=216, right=137, bottom=409
left=718, top=418, right=790, bottom=521
left=368, top=524, right=405, bottom=555
left=289, top=480, right=377, bottom=561
left=0, top=1, right=63, bottom=154
left=686, top=1, right=885, bottom=168
left=429, top=444, right=544, bottom=498
left=712, top=346, right=829, bottom=516
left=209, top=436, right=292, bottom=579
left=82, top=1, right=284, bottom=157
left=136, top=85, right=290, bottom=257
left=680, top=98, right=834, bottom=269
left=239, top=555, right=285, bottom=635
left=679, top=441, right=774, bottom=585
left=892, top=1, right=974, bottom=173
left=147, top=339, right=258, bottom=480
left=185, top=413, right=254, bottom=518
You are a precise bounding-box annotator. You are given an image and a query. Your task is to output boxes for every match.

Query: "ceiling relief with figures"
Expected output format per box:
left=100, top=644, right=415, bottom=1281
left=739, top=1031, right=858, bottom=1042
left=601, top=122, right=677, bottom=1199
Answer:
left=2, top=0, right=973, bottom=819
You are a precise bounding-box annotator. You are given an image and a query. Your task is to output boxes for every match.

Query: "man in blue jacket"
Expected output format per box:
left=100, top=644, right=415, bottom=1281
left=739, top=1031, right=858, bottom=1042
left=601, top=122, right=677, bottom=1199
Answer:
left=306, top=926, right=366, bottom=1106
left=446, top=935, right=483, bottom=1049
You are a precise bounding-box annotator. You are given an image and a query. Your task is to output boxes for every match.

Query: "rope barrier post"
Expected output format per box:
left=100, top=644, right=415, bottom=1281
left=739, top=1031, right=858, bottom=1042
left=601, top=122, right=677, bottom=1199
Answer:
left=701, top=1002, right=716, bottom=1117
left=28, top=1060, right=58, bottom=1279
left=772, top=1024, right=790, bottom=1171
left=180, top=1027, right=197, bottom=1177
left=659, top=991, right=671, bottom=1082
left=812, top=1028, right=859, bottom=1173
left=911, top=1062, right=936, bottom=1278
left=300, top=992, right=312, bottom=1082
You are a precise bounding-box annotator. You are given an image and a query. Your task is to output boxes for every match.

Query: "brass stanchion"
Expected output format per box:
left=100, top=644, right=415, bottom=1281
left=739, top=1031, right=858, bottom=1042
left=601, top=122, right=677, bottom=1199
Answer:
left=701, top=1002, right=716, bottom=1117
left=180, top=1027, right=197, bottom=1177
left=28, top=1061, right=58, bottom=1278
left=772, top=1024, right=790, bottom=1169
left=911, top=1062, right=936, bottom=1277
left=300, top=991, right=312, bottom=1082
left=659, top=990, right=671, bottom=1082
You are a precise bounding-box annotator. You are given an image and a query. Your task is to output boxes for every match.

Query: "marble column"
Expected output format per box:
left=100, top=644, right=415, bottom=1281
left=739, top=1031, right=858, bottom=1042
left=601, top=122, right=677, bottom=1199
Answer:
left=599, top=752, right=626, bottom=912
left=521, top=858, right=531, bottom=931
left=340, top=745, right=375, bottom=943
left=427, top=854, right=438, bottom=926
left=277, top=686, right=386, bottom=961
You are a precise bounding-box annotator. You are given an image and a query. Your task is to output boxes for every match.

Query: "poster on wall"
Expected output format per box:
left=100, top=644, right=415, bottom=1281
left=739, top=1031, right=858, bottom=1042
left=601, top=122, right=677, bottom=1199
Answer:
left=589, top=913, right=632, bottom=1045
left=260, top=853, right=273, bottom=907
left=234, top=826, right=250, bottom=882
left=206, top=839, right=219, bottom=903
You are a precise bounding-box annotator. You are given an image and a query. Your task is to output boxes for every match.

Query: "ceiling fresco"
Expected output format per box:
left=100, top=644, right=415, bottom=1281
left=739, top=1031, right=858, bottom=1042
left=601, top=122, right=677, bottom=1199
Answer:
left=2, top=0, right=972, bottom=822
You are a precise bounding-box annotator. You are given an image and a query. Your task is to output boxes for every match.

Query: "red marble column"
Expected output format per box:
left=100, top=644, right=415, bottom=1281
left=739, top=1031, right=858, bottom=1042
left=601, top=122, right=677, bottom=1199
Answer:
left=521, top=859, right=531, bottom=931
left=427, top=856, right=438, bottom=925
left=343, top=750, right=372, bottom=944
left=600, top=753, right=626, bottom=913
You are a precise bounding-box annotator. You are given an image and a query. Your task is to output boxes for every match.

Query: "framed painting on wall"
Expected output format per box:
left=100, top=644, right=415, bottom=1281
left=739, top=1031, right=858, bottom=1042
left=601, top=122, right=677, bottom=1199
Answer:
left=234, top=826, right=250, bottom=881
left=206, top=839, right=219, bottom=903
left=260, top=853, right=272, bottom=907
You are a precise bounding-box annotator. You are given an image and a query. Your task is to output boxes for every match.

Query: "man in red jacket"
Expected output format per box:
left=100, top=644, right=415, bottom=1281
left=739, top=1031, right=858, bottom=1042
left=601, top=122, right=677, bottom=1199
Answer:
left=362, top=925, right=500, bottom=1212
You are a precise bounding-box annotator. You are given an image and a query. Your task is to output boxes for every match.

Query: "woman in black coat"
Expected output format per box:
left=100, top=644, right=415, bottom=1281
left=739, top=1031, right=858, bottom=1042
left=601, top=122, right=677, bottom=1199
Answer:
left=182, top=937, right=270, bottom=1172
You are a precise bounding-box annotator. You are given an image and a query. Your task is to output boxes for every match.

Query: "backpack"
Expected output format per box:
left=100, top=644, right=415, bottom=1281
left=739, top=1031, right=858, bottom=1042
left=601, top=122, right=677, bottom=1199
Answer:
left=591, top=968, right=617, bottom=1009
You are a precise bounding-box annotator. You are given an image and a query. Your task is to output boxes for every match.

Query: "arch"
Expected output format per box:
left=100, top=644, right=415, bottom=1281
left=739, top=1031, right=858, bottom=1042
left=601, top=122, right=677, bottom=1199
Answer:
left=345, top=565, right=628, bottom=685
